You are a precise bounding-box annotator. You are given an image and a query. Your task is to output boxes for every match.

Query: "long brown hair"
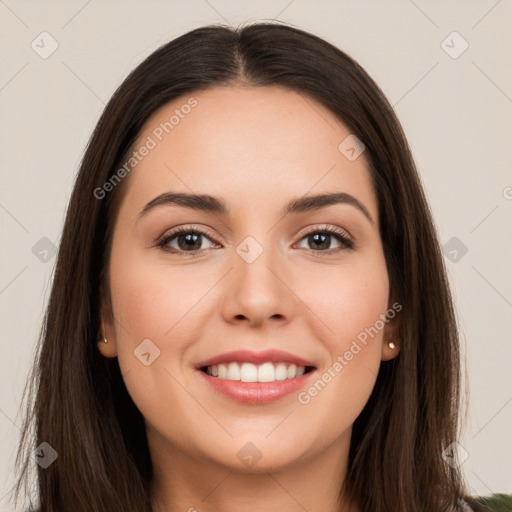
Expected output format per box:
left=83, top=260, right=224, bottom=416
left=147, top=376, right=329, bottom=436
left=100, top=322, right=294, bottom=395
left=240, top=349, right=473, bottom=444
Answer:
left=13, top=21, right=475, bottom=511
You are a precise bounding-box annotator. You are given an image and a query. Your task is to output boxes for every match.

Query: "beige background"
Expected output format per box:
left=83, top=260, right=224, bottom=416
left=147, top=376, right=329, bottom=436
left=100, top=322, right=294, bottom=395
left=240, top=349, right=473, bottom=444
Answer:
left=1, top=1, right=511, bottom=509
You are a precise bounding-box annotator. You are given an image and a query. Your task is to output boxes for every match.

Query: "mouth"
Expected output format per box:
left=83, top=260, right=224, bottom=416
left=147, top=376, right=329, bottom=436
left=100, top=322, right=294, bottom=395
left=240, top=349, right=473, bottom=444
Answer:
left=195, top=349, right=318, bottom=404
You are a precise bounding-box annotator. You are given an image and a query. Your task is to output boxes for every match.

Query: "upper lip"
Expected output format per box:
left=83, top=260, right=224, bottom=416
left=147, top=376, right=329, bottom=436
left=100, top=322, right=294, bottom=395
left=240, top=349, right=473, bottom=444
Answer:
left=195, top=349, right=316, bottom=369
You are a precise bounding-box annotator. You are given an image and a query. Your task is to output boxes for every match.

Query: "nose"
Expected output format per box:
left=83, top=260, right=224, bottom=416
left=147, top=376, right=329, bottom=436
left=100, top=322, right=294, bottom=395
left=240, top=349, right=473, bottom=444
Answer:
left=220, top=240, right=294, bottom=329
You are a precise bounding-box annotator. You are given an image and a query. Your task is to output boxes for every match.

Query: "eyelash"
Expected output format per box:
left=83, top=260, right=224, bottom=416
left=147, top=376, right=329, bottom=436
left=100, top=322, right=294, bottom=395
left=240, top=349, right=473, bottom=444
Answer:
left=155, top=225, right=355, bottom=257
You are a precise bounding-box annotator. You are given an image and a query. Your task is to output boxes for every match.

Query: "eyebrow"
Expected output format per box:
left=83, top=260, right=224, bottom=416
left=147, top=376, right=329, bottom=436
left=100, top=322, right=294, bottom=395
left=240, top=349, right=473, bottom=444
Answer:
left=138, top=191, right=375, bottom=226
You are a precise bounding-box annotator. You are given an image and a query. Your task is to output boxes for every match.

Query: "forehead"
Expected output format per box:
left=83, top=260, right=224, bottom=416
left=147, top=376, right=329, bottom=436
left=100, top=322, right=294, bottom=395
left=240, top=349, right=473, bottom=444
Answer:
left=119, top=85, right=377, bottom=223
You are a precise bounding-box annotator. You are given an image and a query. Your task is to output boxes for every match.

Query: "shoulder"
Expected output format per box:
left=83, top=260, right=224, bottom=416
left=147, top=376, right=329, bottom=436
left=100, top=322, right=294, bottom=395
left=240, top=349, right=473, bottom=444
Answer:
left=462, top=493, right=512, bottom=511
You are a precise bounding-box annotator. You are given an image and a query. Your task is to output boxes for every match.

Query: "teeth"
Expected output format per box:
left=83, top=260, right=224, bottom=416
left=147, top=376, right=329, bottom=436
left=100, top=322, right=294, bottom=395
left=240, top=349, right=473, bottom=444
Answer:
left=218, top=364, right=227, bottom=379
left=275, top=363, right=287, bottom=381
left=205, top=362, right=309, bottom=382
left=257, top=362, right=274, bottom=382
left=286, top=364, right=297, bottom=379
left=227, top=362, right=241, bottom=381
left=241, top=362, right=258, bottom=382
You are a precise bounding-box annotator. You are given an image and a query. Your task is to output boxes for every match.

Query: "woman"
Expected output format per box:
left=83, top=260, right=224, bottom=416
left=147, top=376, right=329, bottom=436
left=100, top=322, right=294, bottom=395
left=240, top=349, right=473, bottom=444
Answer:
left=12, top=22, right=509, bottom=511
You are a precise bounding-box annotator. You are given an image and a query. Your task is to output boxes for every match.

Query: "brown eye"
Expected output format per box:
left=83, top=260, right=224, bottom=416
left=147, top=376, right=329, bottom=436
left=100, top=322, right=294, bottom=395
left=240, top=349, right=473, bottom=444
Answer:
left=296, top=226, right=354, bottom=253
left=157, top=227, right=218, bottom=256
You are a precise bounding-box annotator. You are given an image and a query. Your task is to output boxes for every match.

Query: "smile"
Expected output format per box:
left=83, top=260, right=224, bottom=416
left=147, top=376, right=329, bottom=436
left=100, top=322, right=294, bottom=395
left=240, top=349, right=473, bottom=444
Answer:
left=201, top=362, right=314, bottom=382
left=195, top=348, right=317, bottom=404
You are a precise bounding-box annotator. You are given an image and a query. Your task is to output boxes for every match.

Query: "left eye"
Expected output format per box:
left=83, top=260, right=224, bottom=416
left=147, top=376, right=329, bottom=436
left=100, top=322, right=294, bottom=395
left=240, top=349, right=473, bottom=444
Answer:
left=296, top=227, right=353, bottom=252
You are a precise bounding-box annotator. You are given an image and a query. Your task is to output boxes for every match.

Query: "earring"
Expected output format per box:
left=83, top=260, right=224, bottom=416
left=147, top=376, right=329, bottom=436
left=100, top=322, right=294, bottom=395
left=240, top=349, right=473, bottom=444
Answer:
left=388, top=341, right=395, bottom=349
left=100, top=337, right=108, bottom=343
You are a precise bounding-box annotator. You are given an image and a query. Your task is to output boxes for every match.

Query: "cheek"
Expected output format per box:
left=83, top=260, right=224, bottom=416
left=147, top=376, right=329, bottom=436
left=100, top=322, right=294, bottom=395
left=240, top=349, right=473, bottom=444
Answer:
left=107, top=251, right=203, bottom=429
left=109, top=250, right=212, bottom=343
left=107, top=247, right=217, bottom=398
left=297, top=256, right=389, bottom=352
left=110, top=270, right=177, bottom=339
left=293, top=256, right=389, bottom=417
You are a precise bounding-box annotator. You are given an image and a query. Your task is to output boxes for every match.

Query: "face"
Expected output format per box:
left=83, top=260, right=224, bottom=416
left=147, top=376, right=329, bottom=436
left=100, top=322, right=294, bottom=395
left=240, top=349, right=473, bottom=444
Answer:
left=100, top=85, right=400, bottom=472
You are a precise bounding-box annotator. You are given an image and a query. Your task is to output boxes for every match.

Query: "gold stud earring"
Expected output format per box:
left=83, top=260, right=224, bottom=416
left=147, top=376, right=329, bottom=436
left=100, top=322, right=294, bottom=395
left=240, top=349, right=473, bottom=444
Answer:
left=388, top=341, right=395, bottom=349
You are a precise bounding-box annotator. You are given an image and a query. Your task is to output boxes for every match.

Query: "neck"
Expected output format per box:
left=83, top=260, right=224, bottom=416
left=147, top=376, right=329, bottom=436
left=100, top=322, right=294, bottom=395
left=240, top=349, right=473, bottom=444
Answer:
left=148, top=426, right=359, bottom=512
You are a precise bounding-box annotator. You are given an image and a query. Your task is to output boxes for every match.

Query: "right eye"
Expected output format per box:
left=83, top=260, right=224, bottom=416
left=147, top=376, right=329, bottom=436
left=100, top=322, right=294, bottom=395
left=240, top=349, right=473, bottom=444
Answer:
left=156, top=226, right=221, bottom=256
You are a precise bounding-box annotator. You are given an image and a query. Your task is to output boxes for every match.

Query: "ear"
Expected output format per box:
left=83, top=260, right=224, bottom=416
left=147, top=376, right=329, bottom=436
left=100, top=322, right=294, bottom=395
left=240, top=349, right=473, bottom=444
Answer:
left=381, top=300, right=402, bottom=362
left=97, top=281, right=118, bottom=358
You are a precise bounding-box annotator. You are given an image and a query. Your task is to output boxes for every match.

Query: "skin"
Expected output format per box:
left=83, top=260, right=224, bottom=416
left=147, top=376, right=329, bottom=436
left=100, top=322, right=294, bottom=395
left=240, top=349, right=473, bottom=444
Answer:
left=99, top=85, right=401, bottom=512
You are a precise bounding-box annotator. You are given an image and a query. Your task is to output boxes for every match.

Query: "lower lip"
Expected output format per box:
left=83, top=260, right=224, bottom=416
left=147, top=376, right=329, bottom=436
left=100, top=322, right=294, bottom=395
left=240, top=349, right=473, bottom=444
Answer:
left=197, top=369, right=316, bottom=404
